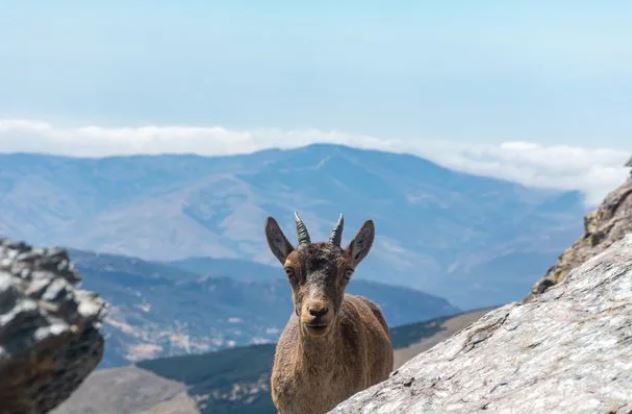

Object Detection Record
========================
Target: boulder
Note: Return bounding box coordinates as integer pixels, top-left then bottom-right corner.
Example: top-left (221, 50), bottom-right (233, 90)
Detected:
top-left (330, 236), bottom-right (632, 413)
top-left (0, 239), bottom-right (106, 413)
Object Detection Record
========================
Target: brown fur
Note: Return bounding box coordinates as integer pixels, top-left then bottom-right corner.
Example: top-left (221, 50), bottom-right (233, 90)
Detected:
top-left (265, 217), bottom-right (393, 414)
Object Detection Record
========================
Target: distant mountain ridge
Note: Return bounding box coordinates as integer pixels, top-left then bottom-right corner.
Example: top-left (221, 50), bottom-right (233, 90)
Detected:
top-left (0, 144), bottom-right (585, 307)
top-left (70, 249), bottom-right (458, 367)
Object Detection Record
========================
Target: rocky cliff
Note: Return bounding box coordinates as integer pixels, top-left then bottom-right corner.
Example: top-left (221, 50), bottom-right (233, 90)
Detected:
top-left (0, 239), bottom-right (105, 413)
top-left (530, 168), bottom-right (632, 296)
top-left (330, 235), bottom-right (632, 413)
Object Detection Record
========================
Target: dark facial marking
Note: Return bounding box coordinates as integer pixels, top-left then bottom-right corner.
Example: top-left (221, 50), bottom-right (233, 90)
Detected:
top-left (294, 243), bottom-right (347, 315)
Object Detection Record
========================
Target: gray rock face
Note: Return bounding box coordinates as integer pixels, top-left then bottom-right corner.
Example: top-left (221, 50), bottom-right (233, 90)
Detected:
top-left (330, 236), bottom-right (632, 414)
top-left (0, 239), bottom-right (106, 414)
top-left (530, 172), bottom-right (632, 296)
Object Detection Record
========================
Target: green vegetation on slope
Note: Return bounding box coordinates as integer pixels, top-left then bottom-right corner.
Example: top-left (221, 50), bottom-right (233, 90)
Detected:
top-left (138, 344), bottom-right (276, 414)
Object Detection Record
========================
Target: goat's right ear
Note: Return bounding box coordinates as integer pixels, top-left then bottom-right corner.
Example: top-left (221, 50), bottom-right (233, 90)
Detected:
top-left (265, 217), bottom-right (294, 264)
top-left (346, 220), bottom-right (375, 267)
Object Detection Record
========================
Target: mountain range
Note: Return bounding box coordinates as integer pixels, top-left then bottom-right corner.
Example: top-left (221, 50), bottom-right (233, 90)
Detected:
top-left (0, 144), bottom-right (585, 307)
top-left (70, 249), bottom-right (458, 367)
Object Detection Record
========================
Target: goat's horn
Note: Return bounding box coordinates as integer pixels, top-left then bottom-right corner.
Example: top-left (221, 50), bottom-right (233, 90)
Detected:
top-left (294, 212), bottom-right (311, 245)
top-left (329, 214), bottom-right (344, 246)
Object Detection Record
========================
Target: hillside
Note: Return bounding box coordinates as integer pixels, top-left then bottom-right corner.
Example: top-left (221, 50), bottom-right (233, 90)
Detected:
top-left (391, 307), bottom-right (492, 368)
top-left (53, 309), bottom-right (487, 414)
top-left (70, 249), bottom-right (458, 367)
top-left (0, 144), bottom-right (585, 308)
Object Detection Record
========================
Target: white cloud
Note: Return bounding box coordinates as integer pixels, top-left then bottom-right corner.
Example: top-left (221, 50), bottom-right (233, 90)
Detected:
top-left (415, 140), bottom-right (629, 205)
top-left (0, 118), bottom-right (628, 205)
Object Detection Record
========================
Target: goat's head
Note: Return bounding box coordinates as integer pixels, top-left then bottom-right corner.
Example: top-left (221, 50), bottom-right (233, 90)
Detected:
top-left (265, 213), bottom-right (374, 338)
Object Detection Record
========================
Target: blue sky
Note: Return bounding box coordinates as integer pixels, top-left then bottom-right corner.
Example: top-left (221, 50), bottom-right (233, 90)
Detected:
top-left (0, 2), bottom-right (630, 204)
top-left (1, 1), bottom-right (631, 147)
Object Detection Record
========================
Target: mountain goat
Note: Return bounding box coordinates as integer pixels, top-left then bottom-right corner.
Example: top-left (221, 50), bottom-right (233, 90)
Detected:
top-left (265, 213), bottom-right (393, 414)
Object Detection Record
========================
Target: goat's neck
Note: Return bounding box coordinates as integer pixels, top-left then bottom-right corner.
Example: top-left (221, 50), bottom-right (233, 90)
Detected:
top-left (296, 321), bottom-right (341, 370)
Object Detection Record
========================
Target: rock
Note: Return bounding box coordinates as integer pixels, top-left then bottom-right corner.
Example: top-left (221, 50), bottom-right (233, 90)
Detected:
top-left (530, 170), bottom-right (632, 296)
top-left (0, 239), bottom-right (106, 414)
top-left (330, 236), bottom-right (632, 413)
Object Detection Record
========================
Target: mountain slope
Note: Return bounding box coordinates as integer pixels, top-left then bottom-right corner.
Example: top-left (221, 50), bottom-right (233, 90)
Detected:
top-left (0, 145), bottom-right (585, 307)
top-left (392, 308), bottom-right (492, 368)
top-left (70, 250), bottom-right (458, 367)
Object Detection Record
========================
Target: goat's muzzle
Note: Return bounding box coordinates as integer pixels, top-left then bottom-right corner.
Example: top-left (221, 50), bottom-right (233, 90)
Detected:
top-left (301, 298), bottom-right (333, 338)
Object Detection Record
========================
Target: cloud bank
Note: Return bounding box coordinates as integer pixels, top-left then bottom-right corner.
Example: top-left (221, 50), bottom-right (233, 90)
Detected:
top-left (0, 119), bottom-right (628, 205)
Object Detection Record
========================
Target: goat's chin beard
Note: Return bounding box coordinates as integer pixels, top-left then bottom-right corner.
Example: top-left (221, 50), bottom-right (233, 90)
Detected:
top-left (301, 321), bottom-right (333, 339)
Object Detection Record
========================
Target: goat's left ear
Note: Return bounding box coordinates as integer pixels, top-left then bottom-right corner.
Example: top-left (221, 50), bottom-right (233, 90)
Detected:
top-left (346, 220), bottom-right (375, 267)
top-left (266, 217), bottom-right (294, 264)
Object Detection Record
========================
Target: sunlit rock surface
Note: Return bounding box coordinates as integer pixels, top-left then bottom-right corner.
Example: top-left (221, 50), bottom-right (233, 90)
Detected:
top-left (530, 166), bottom-right (632, 296)
top-left (0, 239), bottom-right (106, 413)
top-left (330, 236), bottom-right (632, 414)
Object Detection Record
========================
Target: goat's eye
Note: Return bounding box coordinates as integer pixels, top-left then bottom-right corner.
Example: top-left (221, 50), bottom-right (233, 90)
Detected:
top-left (343, 268), bottom-right (354, 281)
top-left (284, 267), bottom-right (297, 280)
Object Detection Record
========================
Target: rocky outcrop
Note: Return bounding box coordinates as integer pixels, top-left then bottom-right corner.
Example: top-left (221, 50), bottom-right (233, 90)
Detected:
top-left (0, 239), bottom-right (106, 414)
top-left (530, 167), bottom-right (632, 296)
top-left (330, 235), bottom-right (632, 413)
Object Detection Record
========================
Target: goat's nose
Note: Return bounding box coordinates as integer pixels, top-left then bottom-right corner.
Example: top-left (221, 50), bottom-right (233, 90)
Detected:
top-left (308, 306), bottom-right (329, 318)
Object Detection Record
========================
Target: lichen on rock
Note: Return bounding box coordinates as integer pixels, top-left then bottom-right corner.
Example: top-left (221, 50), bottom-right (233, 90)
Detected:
top-left (0, 239), bottom-right (106, 414)
top-left (330, 235), bottom-right (632, 413)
